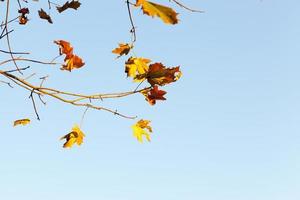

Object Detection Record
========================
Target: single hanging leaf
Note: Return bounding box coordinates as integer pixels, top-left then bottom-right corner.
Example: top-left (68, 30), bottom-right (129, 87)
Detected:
top-left (54, 40), bottom-right (85, 71)
top-left (132, 119), bottom-right (153, 143)
top-left (38, 9), bottom-right (53, 24)
top-left (62, 54), bottom-right (85, 71)
top-left (135, 0), bottom-right (179, 25)
top-left (112, 43), bottom-right (133, 58)
top-left (60, 124), bottom-right (85, 148)
top-left (125, 57), bottom-right (151, 81)
top-left (54, 40), bottom-right (73, 56)
top-left (57, 0), bottom-right (81, 13)
top-left (137, 62), bottom-right (182, 86)
top-left (13, 119), bottom-right (30, 127)
top-left (18, 8), bottom-right (29, 25)
top-left (141, 85), bottom-right (167, 105)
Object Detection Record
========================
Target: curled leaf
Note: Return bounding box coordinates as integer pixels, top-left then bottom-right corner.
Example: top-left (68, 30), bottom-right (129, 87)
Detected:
top-left (54, 40), bottom-right (85, 71)
top-left (38, 9), bottom-right (53, 24)
top-left (132, 119), bottom-right (153, 143)
top-left (18, 8), bottom-right (29, 25)
top-left (141, 85), bottom-right (167, 105)
top-left (60, 124), bottom-right (85, 148)
top-left (135, 0), bottom-right (179, 25)
top-left (54, 40), bottom-right (73, 56)
top-left (57, 0), bottom-right (81, 13)
top-left (62, 54), bottom-right (85, 71)
top-left (13, 119), bottom-right (30, 127)
top-left (112, 43), bottom-right (133, 58)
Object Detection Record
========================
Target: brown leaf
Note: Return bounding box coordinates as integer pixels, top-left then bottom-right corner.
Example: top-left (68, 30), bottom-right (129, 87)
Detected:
top-left (18, 8), bottom-right (29, 25)
top-left (38, 9), bottom-right (53, 24)
top-left (57, 0), bottom-right (81, 13)
top-left (136, 62), bottom-right (182, 86)
top-left (141, 86), bottom-right (166, 105)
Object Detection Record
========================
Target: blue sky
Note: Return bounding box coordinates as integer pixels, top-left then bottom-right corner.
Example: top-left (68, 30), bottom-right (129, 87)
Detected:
top-left (1, 0), bottom-right (300, 199)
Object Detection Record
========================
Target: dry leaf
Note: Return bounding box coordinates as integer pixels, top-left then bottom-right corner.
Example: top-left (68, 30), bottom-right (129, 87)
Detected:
top-left (57, 0), bottom-right (81, 13)
top-left (112, 43), bottom-right (133, 58)
top-left (60, 124), bottom-right (85, 148)
top-left (54, 40), bottom-right (73, 56)
top-left (38, 9), bottom-right (53, 24)
top-left (13, 119), bottom-right (30, 127)
top-left (135, 0), bottom-right (179, 24)
top-left (18, 8), bottom-right (29, 25)
top-left (136, 62), bottom-right (182, 86)
top-left (132, 119), bottom-right (153, 143)
top-left (141, 85), bottom-right (167, 105)
top-left (62, 54), bottom-right (85, 71)
top-left (54, 40), bottom-right (85, 71)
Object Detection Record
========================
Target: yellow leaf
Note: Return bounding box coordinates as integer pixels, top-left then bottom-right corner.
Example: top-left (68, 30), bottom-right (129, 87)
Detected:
top-left (132, 119), bottom-right (153, 143)
top-left (60, 124), bottom-right (86, 148)
top-left (13, 119), bottom-right (30, 127)
top-left (125, 57), bottom-right (151, 81)
top-left (112, 43), bottom-right (133, 58)
top-left (135, 0), bottom-right (179, 25)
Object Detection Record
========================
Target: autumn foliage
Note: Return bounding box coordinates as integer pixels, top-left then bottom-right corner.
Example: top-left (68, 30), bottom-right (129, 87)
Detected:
top-left (0, 0), bottom-right (200, 148)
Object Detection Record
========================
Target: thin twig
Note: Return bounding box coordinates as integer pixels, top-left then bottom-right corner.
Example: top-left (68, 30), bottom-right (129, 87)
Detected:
top-left (126, 0), bottom-right (137, 43)
top-left (0, 80), bottom-right (13, 88)
top-left (0, 49), bottom-right (29, 55)
top-left (29, 89), bottom-right (41, 120)
top-left (170, 0), bottom-right (204, 13)
top-left (4, 0), bottom-right (22, 74)
top-left (80, 106), bottom-right (89, 127)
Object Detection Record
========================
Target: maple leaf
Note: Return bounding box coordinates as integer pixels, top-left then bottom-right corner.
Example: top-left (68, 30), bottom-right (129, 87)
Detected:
top-left (135, 0), bottom-right (179, 25)
top-left (13, 119), bottom-right (30, 127)
top-left (60, 124), bottom-right (85, 148)
top-left (57, 0), bottom-right (81, 13)
top-left (62, 54), bottom-right (85, 71)
top-left (112, 43), bottom-right (133, 58)
top-left (54, 40), bottom-right (73, 56)
top-left (125, 57), bottom-right (151, 81)
top-left (132, 119), bottom-right (153, 143)
top-left (54, 40), bottom-right (85, 71)
top-left (38, 9), bottom-right (53, 24)
top-left (141, 85), bottom-right (167, 105)
top-left (136, 62), bottom-right (182, 86)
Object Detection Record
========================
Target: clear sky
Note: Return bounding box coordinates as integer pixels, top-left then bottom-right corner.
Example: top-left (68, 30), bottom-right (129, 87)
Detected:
top-left (1, 1), bottom-right (300, 200)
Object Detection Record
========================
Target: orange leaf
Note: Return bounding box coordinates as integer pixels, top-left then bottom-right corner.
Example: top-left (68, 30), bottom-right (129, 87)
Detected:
top-left (54, 40), bottom-right (85, 71)
top-left (54, 40), bottom-right (73, 56)
top-left (112, 43), bottom-right (133, 58)
top-left (62, 54), bottom-right (85, 71)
